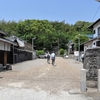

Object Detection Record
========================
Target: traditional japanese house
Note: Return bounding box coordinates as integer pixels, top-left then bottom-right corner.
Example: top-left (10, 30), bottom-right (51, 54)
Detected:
top-left (6, 35), bottom-right (32, 63)
top-left (0, 31), bottom-right (17, 65)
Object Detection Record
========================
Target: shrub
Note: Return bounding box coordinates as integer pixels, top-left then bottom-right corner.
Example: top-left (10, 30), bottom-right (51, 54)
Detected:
top-left (59, 48), bottom-right (64, 55)
top-left (36, 50), bottom-right (44, 56)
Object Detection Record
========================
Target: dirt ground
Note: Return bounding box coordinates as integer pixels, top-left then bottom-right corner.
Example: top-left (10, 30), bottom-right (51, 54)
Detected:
top-left (0, 57), bottom-right (100, 99)
top-left (0, 57), bottom-right (82, 91)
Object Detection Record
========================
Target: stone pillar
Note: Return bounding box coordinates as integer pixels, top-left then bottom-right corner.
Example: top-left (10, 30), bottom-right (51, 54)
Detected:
top-left (80, 69), bottom-right (86, 92)
top-left (98, 69), bottom-right (100, 93)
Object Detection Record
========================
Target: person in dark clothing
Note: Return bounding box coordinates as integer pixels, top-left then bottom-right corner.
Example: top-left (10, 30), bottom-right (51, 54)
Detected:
top-left (47, 52), bottom-right (50, 64)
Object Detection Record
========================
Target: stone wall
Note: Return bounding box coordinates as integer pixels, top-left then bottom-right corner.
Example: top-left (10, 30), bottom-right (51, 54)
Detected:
top-left (83, 48), bottom-right (100, 81)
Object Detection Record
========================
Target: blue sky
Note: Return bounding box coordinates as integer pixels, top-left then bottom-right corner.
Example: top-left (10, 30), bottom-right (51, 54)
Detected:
top-left (0, 0), bottom-right (100, 24)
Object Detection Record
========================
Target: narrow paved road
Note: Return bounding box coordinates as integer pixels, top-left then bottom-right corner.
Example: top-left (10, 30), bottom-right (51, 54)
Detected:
top-left (0, 57), bottom-right (100, 100)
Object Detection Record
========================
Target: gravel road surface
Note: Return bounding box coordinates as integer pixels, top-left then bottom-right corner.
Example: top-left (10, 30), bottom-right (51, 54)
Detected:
top-left (0, 57), bottom-right (100, 100)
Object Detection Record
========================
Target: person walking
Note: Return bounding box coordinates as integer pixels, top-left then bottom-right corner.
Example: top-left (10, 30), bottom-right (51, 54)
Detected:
top-left (50, 51), bottom-right (55, 66)
top-left (47, 52), bottom-right (50, 64)
top-left (81, 52), bottom-right (84, 64)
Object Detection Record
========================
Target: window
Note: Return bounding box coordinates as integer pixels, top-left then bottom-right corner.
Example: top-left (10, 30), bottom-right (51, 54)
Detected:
top-left (98, 27), bottom-right (100, 36)
top-left (96, 41), bottom-right (100, 46)
top-left (93, 30), bottom-right (95, 34)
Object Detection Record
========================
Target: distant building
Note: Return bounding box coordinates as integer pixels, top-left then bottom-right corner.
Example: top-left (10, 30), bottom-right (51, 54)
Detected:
top-left (67, 34), bottom-right (93, 54)
top-left (67, 40), bottom-right (74, 54)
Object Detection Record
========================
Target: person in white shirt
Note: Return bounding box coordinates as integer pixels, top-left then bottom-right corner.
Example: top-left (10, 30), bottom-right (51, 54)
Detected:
top-left (81, 53), bottom-right (84, 63)
top-left (50, 51), bottom-right (55, 65)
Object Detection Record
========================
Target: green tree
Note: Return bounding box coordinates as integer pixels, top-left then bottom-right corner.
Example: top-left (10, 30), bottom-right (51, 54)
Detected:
top-left (73, 34), bottom-right (89, 50)
top-left (0, 19), bottom-right (92, 51)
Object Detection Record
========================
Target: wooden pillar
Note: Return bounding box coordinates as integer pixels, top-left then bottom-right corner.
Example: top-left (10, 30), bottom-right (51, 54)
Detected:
top-left (4, 51), bottom-right (7, 66)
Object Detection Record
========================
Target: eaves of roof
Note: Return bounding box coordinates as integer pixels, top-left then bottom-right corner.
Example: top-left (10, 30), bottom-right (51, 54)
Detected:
top-left (0, 30), bottom-right (8, 36)
top-left (81, 37), bottom-right (99, 45)
top-left (88, 18), bottom-right (100, 29)
top-left (0, 38), bottom-right (18, 46)
top-left (14, 47), bottom-right (32, 53)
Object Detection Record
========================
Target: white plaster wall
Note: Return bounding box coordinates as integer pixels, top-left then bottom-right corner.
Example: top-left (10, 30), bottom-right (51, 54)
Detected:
top-left (84, 21), bottom-right (100, 52)
top-left (0, 41), bottom-right (4, 50)
top-left (0, 41), bottom-right (11, 51)
top-left (5, 43), bottom-right (7, 51)
top-left (92, 40), bottom-right (97, 48)
top-left (7, 44), bottom-right (10, 51)
top-left (84, 42), bottom-right (92, 52)
top-left (5, 43), bottom-right (10, 51)
top-left (84, 39), bottom-right (100, 52)
top-left (93, 21), bottom-right (100, 38)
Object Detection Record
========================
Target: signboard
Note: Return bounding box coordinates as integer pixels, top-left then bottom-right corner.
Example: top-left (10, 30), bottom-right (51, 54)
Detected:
top-left (74, 51), bottom-right (79, 56)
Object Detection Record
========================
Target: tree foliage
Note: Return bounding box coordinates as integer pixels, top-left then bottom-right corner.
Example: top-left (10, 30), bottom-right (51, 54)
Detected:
top-left (73, 34), bottom-right (89, 50)
top-left (0, 19), bottom-right (92, 50)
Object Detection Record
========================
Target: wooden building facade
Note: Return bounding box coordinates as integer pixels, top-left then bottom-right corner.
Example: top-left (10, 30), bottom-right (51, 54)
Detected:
top-left (0, 31), bottom-right (32, 66)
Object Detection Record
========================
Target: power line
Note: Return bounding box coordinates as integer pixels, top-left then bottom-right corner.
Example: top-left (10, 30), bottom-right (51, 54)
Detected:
top-left (92, 5), bottom-right (100, 22)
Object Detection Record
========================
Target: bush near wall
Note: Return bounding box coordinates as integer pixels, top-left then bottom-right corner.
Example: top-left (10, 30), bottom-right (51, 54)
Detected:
top-left (59, 48), bottom-right (64, 55)
top-left (36, 50), bottom-right (44, 56)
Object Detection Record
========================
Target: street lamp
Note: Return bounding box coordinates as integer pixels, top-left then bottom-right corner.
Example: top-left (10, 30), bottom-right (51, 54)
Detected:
top-left (32, 37), bottom-right (36, 59)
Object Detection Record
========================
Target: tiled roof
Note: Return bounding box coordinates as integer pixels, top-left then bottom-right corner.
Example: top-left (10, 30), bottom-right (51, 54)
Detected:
top-left (0, 38), bottom-right (18, 46)
top-left (6, 35), bottom-right (25, 47)
top-left (81, 36), bottom-right (99, 45)
top-left (0, 30), bottom-right (8, 36)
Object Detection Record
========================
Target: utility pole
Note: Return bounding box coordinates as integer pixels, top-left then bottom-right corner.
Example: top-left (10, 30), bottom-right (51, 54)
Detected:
top-left (78, 37), bottom-right (80, 62)
top-left (32, 37), bottom-right (36, 59)
top-left (76, 36), bottom-right (80, 62)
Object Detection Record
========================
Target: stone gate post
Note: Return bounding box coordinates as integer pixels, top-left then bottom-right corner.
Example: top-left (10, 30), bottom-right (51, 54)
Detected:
top-left (98, 69), bottom-right (100, 93)
top-left (80, 69), bottom-right (86, 92)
